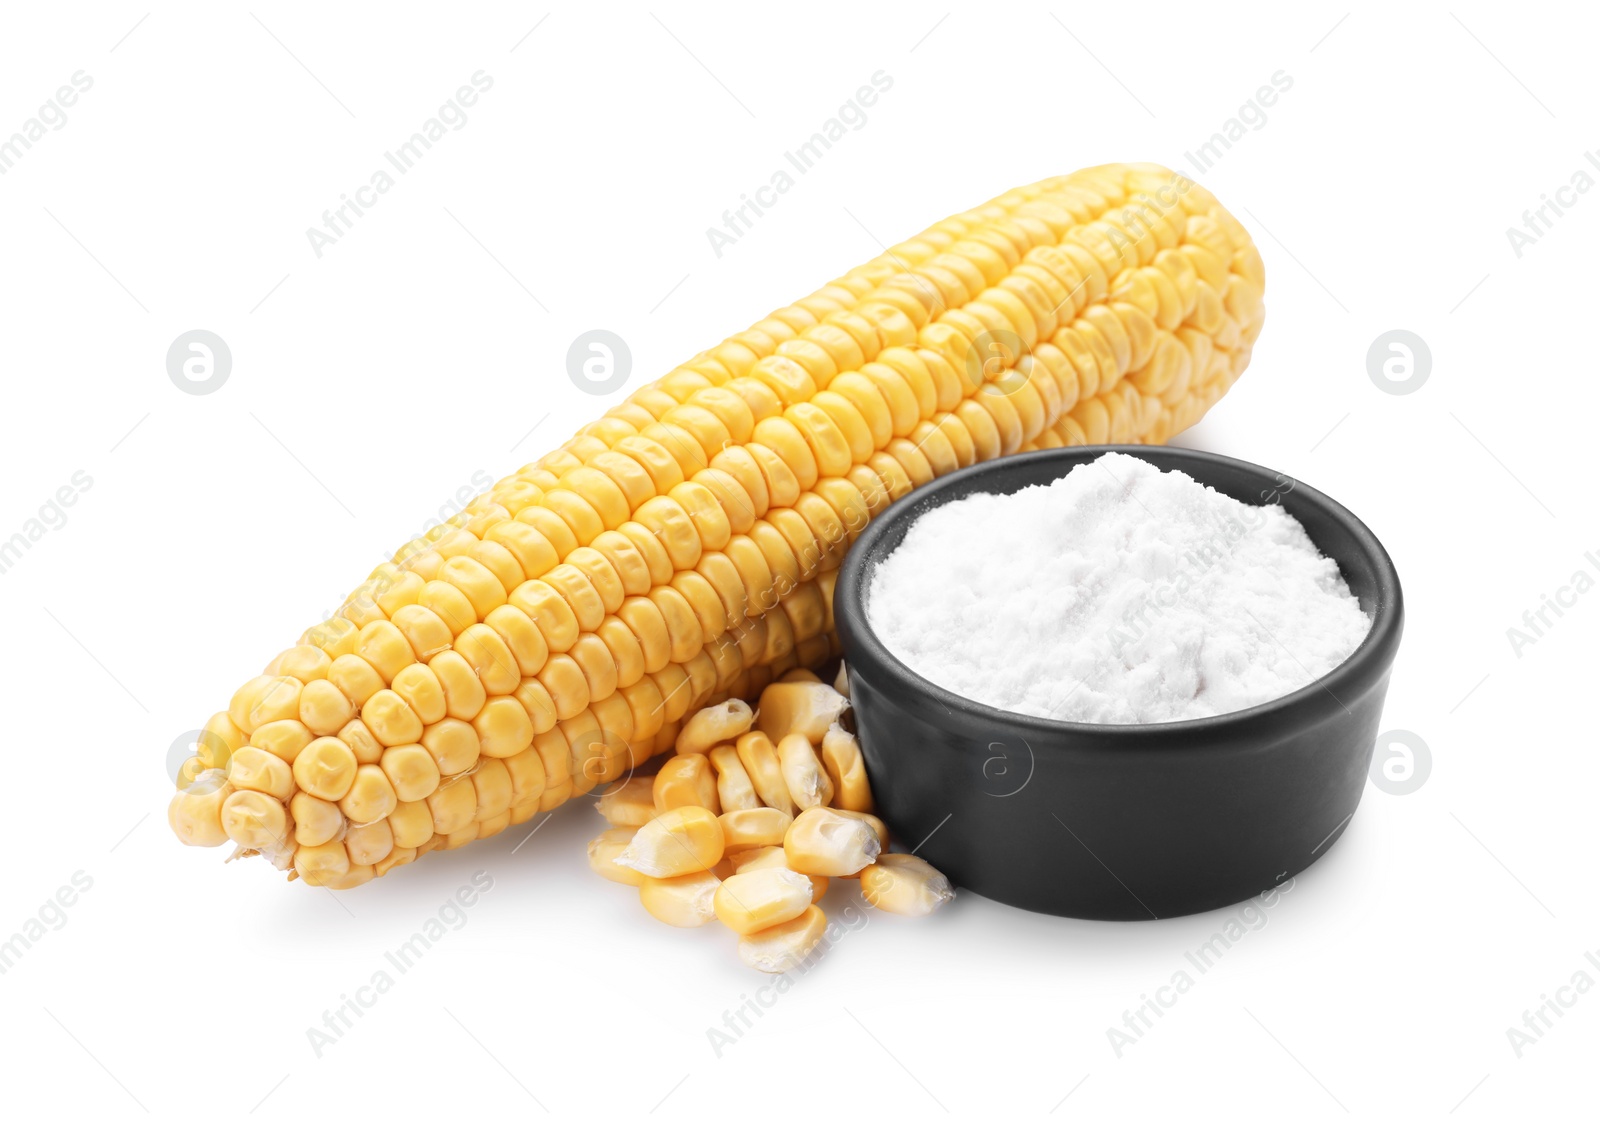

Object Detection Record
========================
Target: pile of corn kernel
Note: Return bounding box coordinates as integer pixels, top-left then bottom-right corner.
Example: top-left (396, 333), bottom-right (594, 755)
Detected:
top-left (586, 666), bottom-right (953, 972)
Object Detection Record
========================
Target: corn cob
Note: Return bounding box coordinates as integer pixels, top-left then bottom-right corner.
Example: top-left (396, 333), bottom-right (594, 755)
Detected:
top-left (168, 162), bottom-right (1265, 887)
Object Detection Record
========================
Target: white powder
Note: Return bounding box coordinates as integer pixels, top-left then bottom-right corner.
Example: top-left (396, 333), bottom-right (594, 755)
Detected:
top-left (865, 452), bottom-right (1371, 724)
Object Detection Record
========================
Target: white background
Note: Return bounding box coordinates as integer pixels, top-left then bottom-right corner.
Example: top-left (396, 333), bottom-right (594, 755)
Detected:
top-left (0, 2), bottom-right (1592, 1122)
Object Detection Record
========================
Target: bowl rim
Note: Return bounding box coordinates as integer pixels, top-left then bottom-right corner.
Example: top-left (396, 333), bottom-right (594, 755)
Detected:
top-left (834, 445), bottom-right (1405, 743)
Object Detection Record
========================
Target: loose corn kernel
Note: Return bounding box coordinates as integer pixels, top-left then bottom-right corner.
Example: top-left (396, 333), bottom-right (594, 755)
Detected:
top-left (860, 854), bottom-right (954, 917)
top-left (639, 871), bottom-right (721, 927)
top-left (652, 754), bottom-right (721, 813)
top-left (738, 905), bottom-right (828, 973)
top-left (784, 807), bottom-right (881, 877)
top-left (777, 732), bottom-right (834, 810)
top-left (719, 807), bottom-right (794, 849)
top-left (820, 723), bottom-right (873, 813)
top-left (734, 730), bottom-right (793, 814)
top-left (676, 698), bottom-right (754, 756)
top-left (755, 680), bottom-right (849, 743)
top-left (588, 827), bottom-right (646, 886)
top-left (735, 845), bottom-right (831, 902)
top-left (168, 771), bottom-right (232, 846)
top-left (714, 867), bottom-right (813, 934)
top-left (731, 844), bottom-right (782, 872)
top-left (616, 805), bottom-right (724, 878)
top-left (595, 775), bottom-right (658, 827)
top-left (778, 668), bottom-right (822, 684)
top-left (833, 662), bottom-right (849, 697)
top-left (831, 808), bottom-right (890, 853)
top-left (708, 744), bottom-right (760, 812)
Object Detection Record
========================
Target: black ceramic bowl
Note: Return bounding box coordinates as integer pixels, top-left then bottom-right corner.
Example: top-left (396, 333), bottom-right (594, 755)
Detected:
top-left (834, 446), bottom-right (1403, 920)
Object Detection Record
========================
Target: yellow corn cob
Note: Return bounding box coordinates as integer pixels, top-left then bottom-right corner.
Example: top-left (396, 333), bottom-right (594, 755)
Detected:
top-left (168, 163), bottom-right (1265, 887)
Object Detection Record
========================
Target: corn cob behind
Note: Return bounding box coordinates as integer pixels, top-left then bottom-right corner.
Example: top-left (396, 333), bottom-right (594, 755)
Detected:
top-left (169, 163), bottom-right (1267, 887)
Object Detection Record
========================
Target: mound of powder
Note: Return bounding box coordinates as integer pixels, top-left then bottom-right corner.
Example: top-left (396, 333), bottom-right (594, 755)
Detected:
top-left (865, 452), bottom-right (1371, 724)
